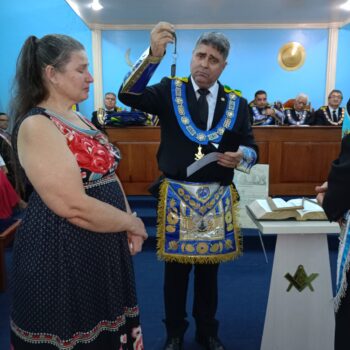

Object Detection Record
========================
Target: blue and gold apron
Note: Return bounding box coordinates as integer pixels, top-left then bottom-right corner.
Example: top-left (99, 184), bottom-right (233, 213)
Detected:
top-left (156, 178), bottom-right (242, 264)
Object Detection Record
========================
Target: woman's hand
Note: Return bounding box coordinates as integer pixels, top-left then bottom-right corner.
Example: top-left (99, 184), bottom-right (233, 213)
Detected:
top-left (126, 214), bottom-right (147, 255)
top-left (127, 233), bottom-right (145, 255)
top-left (127, 214), bottom-right (148, 240)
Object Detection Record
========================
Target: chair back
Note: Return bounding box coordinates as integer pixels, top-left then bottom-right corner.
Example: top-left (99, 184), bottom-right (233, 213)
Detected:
top-left (283, 98), bottom-right (311, 111)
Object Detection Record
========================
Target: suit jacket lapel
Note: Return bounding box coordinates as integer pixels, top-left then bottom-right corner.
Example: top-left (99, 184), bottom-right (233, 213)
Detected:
top-left (186, 78), bottom-right (201, 127)
top-left (212, 83), bottom-right (227, 129)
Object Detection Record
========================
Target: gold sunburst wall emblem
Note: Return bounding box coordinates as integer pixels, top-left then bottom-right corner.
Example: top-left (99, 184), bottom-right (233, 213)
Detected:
top-left (278, 42), bottom-right (306, 71)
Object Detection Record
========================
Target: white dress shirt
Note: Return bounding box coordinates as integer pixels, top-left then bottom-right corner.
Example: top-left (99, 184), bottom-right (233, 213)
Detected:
top-left (191, 76), bottom-right (219, 131)
top-left (329, 107), bottom-right (338, 120)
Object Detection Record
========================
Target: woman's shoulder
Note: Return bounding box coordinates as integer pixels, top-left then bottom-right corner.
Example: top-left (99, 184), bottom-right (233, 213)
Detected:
top-left (17, 107), bottom-right (51, 128)
top-left (18, 110), bottom-right (60, 139)
top-left (26, 107), bottom-right (48, 117)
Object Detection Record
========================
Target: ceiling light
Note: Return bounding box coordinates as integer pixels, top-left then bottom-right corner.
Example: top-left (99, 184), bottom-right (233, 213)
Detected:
top-left (340, 0), bottom-right (350, 11)
top-left (91, 0), bottom-right (103, 11)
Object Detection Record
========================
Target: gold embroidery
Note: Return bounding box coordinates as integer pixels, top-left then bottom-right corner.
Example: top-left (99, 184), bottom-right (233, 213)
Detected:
top-left (156, 179), bottom-right (242, 264)
top-left (321, 107), bottom-right (344, 126)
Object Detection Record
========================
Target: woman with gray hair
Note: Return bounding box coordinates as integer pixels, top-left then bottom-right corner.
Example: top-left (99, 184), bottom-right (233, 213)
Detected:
top-left (9, 34), bottom-right (147, 349)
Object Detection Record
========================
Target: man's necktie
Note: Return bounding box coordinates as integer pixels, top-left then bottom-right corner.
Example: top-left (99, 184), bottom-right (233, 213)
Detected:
top-left (197, 89), bottom-right (210, 129)
top-left (332, 110), bottom-right (337, 122)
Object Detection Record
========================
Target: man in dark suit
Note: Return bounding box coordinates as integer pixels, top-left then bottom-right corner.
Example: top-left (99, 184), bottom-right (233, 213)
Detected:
top-left (249, 90), bottom-right (284, 125)
top-left (314, 89), bottom-right (345, 126)
top-left (91, 92), bottom-right (122, 129)
top-left (119, 22), bottom-right (258, 350)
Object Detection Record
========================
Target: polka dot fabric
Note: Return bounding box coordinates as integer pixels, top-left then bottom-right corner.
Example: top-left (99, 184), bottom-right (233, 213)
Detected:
top-left (10, 109), bottom-right (143, 350)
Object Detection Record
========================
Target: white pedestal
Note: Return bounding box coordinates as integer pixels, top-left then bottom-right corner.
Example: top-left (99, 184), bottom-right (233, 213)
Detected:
top-left (251, 219), bottom-right (340, 350)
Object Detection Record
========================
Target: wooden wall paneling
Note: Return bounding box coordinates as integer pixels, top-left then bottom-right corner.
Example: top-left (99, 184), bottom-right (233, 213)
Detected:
top-left (267, 141), bottom-right (282, 188)
top-left (280, 142), bottom-right (340, 183)
top-left (107, 126), bottom-right (342, 196)
top-left (256, 141), bottom-right (268, 163)
top-left (115, 143), bottom-right (131, 182)
top-left (107, 127), bottom-right (161, 194)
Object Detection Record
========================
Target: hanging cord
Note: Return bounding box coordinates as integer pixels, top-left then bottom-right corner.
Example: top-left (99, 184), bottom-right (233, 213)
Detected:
top-left (171, 32), bottom-right (177, 77)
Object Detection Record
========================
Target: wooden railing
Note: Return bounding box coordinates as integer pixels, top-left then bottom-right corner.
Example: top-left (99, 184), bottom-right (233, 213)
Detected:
top-left (106, 126), bottom-right (342, 196)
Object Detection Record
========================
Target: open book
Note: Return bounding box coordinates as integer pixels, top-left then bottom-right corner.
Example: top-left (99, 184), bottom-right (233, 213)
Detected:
top-left (266, 197), bottom-right (304, 211)
top-left (247, 198), bottom-right (328, 221)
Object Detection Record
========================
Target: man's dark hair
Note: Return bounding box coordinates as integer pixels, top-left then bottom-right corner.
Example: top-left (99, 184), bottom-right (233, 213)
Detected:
top-left (195, 32), bottom-right (230, 60)
top-left (255, 90), bottom-right (267, 98)
top-left (328, 89), bottom-right (343, 99)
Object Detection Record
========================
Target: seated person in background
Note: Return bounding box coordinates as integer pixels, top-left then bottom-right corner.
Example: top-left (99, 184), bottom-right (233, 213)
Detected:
top-left (249, 90), bottom-right (284, 125)
top-left (284, 93), bottom-right (314, 126)
top-left (0, 113), bottom-right (12, 152)
top-left (0, 112), bottom-right (31, 201)
top-left (314, 89), bottom-right (345, 126)
top-left (0, 113), bottom-right (16, 187)
top-left (91, 92), bottom-right (123, 129)
top-left (0, 112), bottom-right (10, 138)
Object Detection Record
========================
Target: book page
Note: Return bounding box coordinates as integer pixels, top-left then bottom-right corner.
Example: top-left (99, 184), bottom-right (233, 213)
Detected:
top-left (296, 199), bottom-right (327, 220)
top-left (246, 200), bottom-right (270, 220)
top-left (256, 199), bottom-right (273, 213)
top-left (247, 199), bottom-right (297, 220)
top-left (234, 164), bottom-right (269, 228)
top-left (287, 198), bottom-right (304, 207)
top-left (268, 197), bottom-right (304, 211)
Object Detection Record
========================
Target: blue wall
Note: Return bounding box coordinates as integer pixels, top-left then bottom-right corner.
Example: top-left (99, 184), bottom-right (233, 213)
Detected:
top-left (102, 28), bottom-right (328, 109)
top-left (0, 3), bottom-right (348, 118)
top-left (0, 0), bottom-right (93, 117)
top-left (336, 23), bottom-right (350, 104)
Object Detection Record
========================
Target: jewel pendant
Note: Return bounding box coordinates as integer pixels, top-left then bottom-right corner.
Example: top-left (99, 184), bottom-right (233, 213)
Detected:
top-left (195, 145), bottom-right (204, 161)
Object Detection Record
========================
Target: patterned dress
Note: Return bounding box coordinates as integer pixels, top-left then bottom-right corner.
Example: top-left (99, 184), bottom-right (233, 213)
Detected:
top-left (10, 108), bottom-right (144, 350)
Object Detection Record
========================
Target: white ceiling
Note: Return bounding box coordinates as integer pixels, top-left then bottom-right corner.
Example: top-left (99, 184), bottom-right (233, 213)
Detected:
top-left (67, 0), bottom-right (350, 29)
